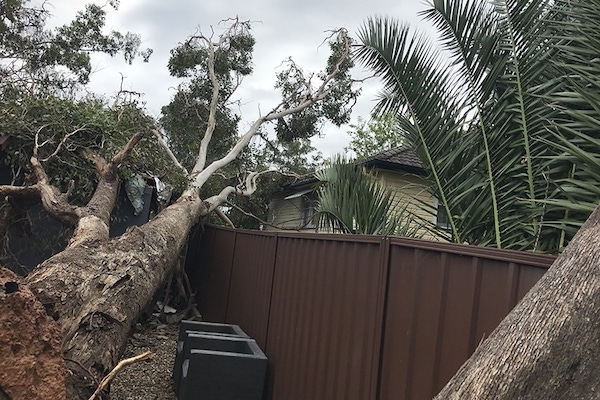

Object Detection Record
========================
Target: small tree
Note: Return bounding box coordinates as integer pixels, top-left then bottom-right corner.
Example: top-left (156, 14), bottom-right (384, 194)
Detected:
top-left (345, 113), bottom-right (404, 159)
top-left (315, 156), bottom-right (420, 236)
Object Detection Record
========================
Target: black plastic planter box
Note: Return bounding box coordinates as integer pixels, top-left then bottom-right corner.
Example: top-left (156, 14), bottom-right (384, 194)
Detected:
top-left (177, 334), bottom-right (267, 400)
top-left (173, 321), bottom-right (249, 393)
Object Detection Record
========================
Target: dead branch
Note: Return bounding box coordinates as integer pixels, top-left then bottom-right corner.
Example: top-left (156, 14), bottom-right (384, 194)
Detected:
top-left (0, 184), bottom-right (42, 199)
top-left (112, 73), bottom-right (143, 109)
top-left (29, 155), bottom-right (81, 226)
top-left (214, 207), bottom-right (235, 228)
top-left (152, 128), bottom-right (188, 174)
top-left (87, 351), bottom-right (153, 400)
top-left (225, 200), bottom-right (316, 231)
top-left (82, 149), bottom-right (106, 173)
top-left (35, 125), bottom-right (88, 162)
top-left (225, 201), bottom-right (271, 227)
top-left (29, 153), bottom-right (50, 185)
top-left (32, 123), bottom-right (51, 157)
top-left (107, 132), bottom-right (144, 173)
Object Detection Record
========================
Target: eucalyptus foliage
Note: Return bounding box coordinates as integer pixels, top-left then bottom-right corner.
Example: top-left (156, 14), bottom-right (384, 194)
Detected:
top-left (356, 0), bottom-right (600, 253)
top-left (274, 31), bottom-right (359, 142)
top-left (345, 113), bottom-right (405, 159)
top-left (0, 91), bottom-right (178, 205)
top-left (0, 0), bottom-right (151, 95)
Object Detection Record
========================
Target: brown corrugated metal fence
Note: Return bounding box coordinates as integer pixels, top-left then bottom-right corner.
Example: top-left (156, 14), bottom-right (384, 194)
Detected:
top-left (186, 225), bottom-right (556, 400)
top-left (266, 234), bottom-right (387, 399)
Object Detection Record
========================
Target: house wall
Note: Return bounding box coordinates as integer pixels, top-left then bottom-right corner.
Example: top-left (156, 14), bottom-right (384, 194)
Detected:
top-left (266, 195), bottom-right (316, 232)
top-left (266, 169), bottom-right (442, 239)
top-left (376, 170), bottom-right (441, 240)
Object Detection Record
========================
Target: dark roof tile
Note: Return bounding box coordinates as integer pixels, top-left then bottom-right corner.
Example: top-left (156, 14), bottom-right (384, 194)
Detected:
top-left (360, 145), bottom-right (426, 171)
top-left (282, 145), bottom-right (426, 189)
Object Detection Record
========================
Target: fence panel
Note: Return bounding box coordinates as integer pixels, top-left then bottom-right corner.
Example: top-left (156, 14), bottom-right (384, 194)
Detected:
top-left (226, 230), bottom-right (278, 350)
top-left (188, 226), bottom-right (555, 400)
top-left (265, 234), bottom-right (388, 400)
top-left (378, 238), bottom-right (553, 400)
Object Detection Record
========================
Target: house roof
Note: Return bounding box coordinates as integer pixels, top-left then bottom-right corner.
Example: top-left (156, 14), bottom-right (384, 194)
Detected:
top-left (283, 145), bottom-right (427, 190)
top-left (360, 145), bottom-right (426, 173)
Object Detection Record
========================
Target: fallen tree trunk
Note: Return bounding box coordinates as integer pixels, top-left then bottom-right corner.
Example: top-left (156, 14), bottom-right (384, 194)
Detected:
top-left (0, 133), bottom-right (204, 399)
top-left (434, 204), bottom-right (600, 399)
top-left (24, 194), bottom-right (204, 399)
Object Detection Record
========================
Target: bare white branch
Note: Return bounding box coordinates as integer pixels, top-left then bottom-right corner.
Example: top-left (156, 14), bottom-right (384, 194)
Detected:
top-left (190, 17), bottom-right (251, 174)
top-left (34, 124), bottom-right (88, 162)
top-left (152, 128), bottom-right (188, 175)
top-left (201, 169), bottom-right (277, 213)
top-left (191, 116), bottom-right (261, 188)
top-left (192, 34), bottom-right (219, 173)
top-left (202, 186), bottom-right (237, 214)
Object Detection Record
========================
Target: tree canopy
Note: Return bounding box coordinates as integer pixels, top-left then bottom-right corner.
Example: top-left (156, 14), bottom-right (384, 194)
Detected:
top-left (356, 0), bottom-right (600, 253)
top-left (345, 113), bottom-right (404, 159)
top-left (0, 1), bottom-right (360, 242)
top-left (0, 0), bottom-right (151, 95)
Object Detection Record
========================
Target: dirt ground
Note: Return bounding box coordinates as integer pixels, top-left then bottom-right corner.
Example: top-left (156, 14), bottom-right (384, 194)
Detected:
top-left (109, 318), bottom-right (179, 400)
top-left (0, 268), bottom-right (67, 400)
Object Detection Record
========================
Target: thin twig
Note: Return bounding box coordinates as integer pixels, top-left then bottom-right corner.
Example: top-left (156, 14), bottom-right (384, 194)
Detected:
top-left (225, 200), bottom-right (315, 231)
top-left (87, 351), bottom-right (154, 400)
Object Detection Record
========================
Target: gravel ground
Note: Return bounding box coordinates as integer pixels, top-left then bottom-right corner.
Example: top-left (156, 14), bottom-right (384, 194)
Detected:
top-left (109, 318), bottom-right (179, 400)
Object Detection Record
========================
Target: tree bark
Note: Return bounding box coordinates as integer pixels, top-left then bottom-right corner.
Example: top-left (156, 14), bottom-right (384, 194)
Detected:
top-left (24, 193), bottom-right (205, 399)
top-left (434, 204), bottom-right (600, 399)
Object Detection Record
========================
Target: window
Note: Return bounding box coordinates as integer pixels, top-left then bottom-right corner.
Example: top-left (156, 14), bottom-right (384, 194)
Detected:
top-left (435, 199), bottom-right (450, 229)
top-left (301, 195), bottom-right (318, 229)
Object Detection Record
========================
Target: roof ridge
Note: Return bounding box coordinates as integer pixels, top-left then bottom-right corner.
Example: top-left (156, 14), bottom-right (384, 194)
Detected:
top-left (282, 145), bottom-right (426, 189)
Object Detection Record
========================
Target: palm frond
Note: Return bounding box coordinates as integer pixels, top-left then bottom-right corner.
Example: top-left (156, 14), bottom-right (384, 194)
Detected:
top-left (355, 0), bottom-right (600, 253)
top-left (315, 156), bottom-right (422, 236)
top-left (355, 16), bottom-right (465, 242)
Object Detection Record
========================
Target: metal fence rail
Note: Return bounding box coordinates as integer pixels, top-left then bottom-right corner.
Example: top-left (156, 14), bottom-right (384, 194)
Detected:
top-left (187, 225), bottom-right (556, 400)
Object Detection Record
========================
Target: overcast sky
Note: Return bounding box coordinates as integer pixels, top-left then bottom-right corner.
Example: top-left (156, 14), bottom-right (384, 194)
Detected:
top-left (44, 0), bottom-right (435, 156)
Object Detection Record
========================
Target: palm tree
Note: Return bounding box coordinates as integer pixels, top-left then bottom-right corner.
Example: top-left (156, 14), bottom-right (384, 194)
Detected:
top-left (355, 0), bottom-right (600, 253)
top-left (538, 0), bottom-right (600, 242)
top-left (315, 156), bottom-right (422, 237)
